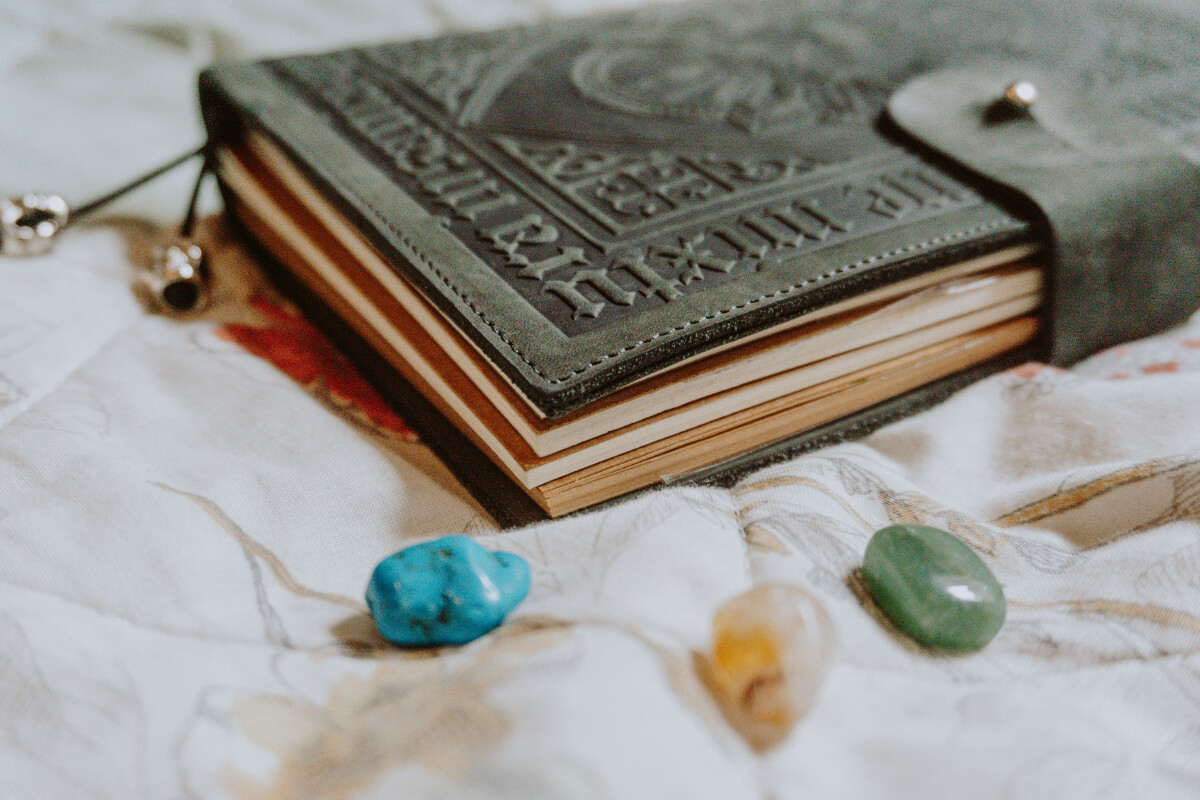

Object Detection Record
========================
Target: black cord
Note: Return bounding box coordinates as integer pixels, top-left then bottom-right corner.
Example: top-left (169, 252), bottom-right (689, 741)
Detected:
top-left (179, 148), bottom-right (212, 238)
top-left (69, 145), bottom-right (206, 222)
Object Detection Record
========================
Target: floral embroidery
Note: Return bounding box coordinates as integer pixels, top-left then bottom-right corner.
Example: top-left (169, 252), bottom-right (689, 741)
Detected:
top-left (217, 296), bottom-right (418, 441)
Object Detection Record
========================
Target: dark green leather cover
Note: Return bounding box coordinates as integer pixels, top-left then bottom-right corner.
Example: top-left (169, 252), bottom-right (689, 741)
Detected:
top-left (200, 0), bottom-right (1200, 523)
top-left (200, 0), bottom-right (1200, 414)
top-left (200, 0), bottom-right (1053, 417)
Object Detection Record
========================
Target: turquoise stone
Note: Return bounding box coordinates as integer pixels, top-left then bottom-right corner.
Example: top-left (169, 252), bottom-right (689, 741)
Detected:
top-left (366, 535), bottom-right (530, 647)
top-left (862, 524), bottom-right (1005, 653)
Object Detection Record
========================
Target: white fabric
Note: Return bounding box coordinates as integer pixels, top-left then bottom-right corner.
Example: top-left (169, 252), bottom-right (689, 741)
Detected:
top-left (3, 2), bottom-right (1200, 798)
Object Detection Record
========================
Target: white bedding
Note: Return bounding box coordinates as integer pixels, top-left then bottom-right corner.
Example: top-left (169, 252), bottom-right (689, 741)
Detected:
top-left (3, 2), bottom-right (1200, 798)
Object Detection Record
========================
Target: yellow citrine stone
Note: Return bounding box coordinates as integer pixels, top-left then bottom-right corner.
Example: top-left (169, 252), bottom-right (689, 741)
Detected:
top-left (704, 583), bottom-right (836, 749)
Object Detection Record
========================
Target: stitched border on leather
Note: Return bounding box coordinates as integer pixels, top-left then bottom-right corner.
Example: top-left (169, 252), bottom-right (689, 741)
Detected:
top-left (332, 169), bottom-right (1020, 384)
top-left (257, 65), bottom-right (1024, 386)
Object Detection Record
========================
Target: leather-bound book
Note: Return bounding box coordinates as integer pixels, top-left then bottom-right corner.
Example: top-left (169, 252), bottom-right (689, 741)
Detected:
top-left (199, 0), bottom-right (1200, 525)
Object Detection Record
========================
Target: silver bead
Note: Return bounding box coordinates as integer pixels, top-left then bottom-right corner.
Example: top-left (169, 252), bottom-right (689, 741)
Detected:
top-left (137, 240), bottom-right (209, 313)
top-left (1003, 80), bottom-right (1038, 111)
top-left (0, 194), bottom-right (70, 257)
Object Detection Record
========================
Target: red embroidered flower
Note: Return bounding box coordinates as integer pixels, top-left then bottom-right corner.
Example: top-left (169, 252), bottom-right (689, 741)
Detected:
top-left (217, 296), bottom-right (418, 441)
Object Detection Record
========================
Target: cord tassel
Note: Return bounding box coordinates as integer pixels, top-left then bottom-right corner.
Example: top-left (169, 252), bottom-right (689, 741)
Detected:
top-left (137, 149), bottom-right (213, 313)
top-left (0, 145), bottom-right (205, 258)
top-left (2, 145), bottom-right (214, 313)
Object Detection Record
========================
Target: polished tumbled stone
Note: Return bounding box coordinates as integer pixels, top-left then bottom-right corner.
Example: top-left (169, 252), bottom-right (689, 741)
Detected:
top-left (366, 535), bottom-right (530, 647)
top-left (862, 524), bottom-right (1005, 653)
top-left (706, 583), bottom-right (836, 750)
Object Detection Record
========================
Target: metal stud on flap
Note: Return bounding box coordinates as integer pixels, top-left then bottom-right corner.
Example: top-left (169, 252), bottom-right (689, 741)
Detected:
top-left (0, 194), bottom-right (70, 257)
top-left (1003, 80), bottom-right (1038, 110)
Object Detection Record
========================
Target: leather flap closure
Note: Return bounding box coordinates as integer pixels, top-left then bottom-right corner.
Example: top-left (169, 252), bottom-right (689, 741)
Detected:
top-left (888, 65), bottom-right (1200, 365)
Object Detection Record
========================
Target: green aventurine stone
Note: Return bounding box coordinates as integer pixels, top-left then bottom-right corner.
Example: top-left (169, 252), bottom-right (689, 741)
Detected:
top-left (862, 524), bottom-right (1005, 653)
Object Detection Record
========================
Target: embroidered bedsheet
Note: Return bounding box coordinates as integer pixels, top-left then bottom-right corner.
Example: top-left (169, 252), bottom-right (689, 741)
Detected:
top-left (3, 2), bottom-right (1199, 797)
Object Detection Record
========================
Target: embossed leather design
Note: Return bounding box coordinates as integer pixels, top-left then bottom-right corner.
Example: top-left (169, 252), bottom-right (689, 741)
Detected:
top-left (200, 0), bottom-right (1200, 414)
